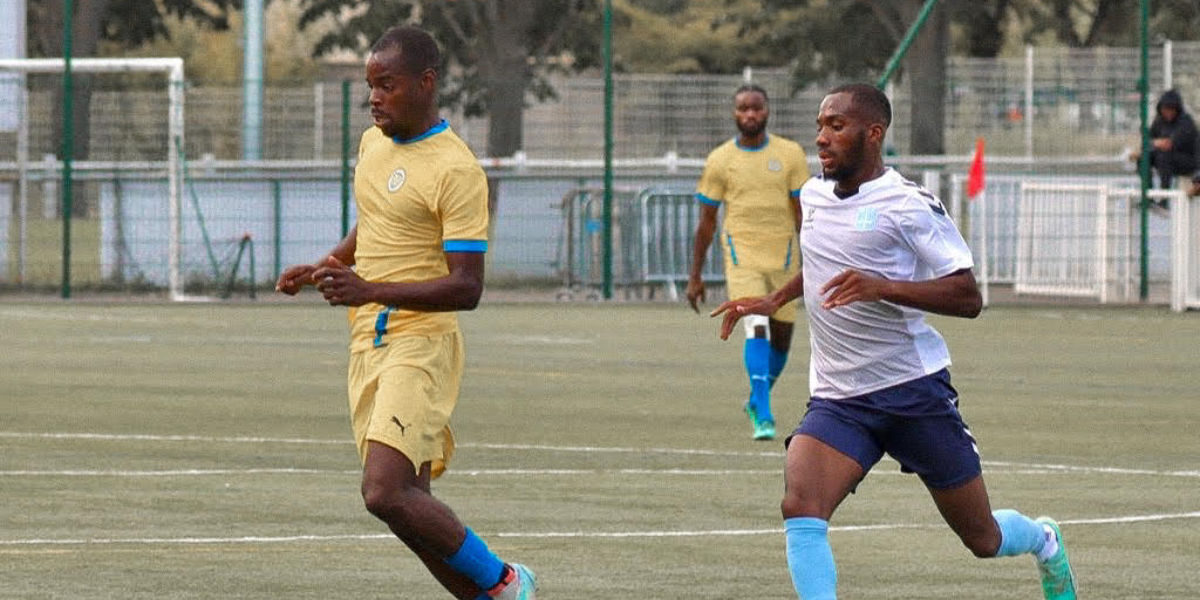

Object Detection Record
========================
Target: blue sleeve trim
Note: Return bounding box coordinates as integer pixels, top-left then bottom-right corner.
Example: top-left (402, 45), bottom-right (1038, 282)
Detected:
top-left (696, 193), bottom-right (721, 206)
top-left (443, 239), bottom-right (488, 253)
top-left (790, 189), bottom-right (802, 199)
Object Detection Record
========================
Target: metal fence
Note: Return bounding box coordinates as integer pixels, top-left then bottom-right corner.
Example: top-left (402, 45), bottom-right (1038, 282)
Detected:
top-left (4, 43), bottom-right (1200, 302)
top-left (4, 43), bottom-right (1200, 163)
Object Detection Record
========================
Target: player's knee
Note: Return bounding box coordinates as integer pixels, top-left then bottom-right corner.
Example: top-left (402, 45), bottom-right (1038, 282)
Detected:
top-left (361, 479), bottom-right (417, 527)
top-left (780, 492), bottom-right (828, 520)
top-left (958, 527), bottom-right (1002, 558)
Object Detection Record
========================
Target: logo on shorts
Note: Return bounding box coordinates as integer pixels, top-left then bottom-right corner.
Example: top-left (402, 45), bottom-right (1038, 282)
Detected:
top-left (387, 169), bottom-right (407, 193)
top-left (390, 416), bottom-right (411, 436)
top-left (767, 159), bottom-right (782, 172)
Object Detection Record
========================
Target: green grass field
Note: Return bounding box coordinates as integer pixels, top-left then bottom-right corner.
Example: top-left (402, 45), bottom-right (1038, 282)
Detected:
top-left (1, 300), bottom-right (1198, 599)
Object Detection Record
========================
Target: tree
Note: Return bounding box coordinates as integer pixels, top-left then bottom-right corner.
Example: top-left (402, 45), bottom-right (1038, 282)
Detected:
top-left (613, 0), bottom-right (795, 73)
top-left (299, 0), bottom-right (599, 159)
top-left (730, 0), bottom-right (962, 154)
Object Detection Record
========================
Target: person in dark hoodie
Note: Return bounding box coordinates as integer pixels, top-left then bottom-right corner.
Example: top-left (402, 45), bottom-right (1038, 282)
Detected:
top-left (1146, 89), bottom-right (1198, 190)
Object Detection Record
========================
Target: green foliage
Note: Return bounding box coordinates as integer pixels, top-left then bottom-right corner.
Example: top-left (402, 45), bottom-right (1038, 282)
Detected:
top-left (616, 0), bottom-right (796, 73)
top-left (297, 0), bottom-right (416, 58)
top-left (1152, 0), bottom-right (1200, 42)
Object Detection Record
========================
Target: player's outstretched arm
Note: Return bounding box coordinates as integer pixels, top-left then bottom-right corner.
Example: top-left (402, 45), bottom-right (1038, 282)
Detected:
top-left (275, 226), bottom-right (358, 295)
top-left (710, 271), bottom-right (804, 340)
top-left (821, 268), bottom-right (981, 318)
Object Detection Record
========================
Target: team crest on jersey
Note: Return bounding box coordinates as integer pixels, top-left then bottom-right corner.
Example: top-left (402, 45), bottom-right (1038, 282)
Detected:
top-left (854, 207), bottom-right (879, 231)
top-left (387, 169), bottom-right (407, 193)
top-left (767, 159), bottom-right (782, 172)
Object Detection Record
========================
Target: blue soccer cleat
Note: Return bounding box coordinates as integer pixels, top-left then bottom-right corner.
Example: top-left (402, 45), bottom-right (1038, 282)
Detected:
top-left (491, 563), bottom-right (537, 600)
top-left (1035, 517), bottom-right (1077, 600)
top-left (744, 401), bottom-right (775, 441)
top-left (753, 419), bottom-right (776, 441)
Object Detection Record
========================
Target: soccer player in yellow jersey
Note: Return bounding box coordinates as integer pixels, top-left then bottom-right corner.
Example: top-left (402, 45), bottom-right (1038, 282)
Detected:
top-left (275, 26), bottom-right (536, 600)
top-left (688, 83), bottom-right (811, 441)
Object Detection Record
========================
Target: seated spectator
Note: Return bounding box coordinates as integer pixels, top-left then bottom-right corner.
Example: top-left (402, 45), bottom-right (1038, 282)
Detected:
top-left (1147, 89), bottom-right (1198, 190)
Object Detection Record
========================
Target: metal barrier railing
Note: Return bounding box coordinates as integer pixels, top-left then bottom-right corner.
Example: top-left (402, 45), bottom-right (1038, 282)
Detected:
top-left (555, 187), bottom-right (722, 300)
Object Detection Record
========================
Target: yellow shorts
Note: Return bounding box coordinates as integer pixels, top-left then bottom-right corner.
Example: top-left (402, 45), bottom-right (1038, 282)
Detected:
top-left (346, 331), bottom-right (463, 479)
top-left (724, 262), bottom-right (799, 324)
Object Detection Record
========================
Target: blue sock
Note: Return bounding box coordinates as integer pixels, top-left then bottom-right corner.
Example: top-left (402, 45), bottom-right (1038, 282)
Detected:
top-left (785, 517), bottom-right (837, 600)
top-left (993, 509), bottom-right (1047, 557)
top-left (444, 528), bottom-right (506, 592)
top-left (768, 345), bottom-right (788, 389)
top-left (744, 337), bottom-right (772, 422)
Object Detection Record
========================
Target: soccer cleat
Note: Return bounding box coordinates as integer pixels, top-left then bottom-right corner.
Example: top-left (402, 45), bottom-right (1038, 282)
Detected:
top-left (744, 401), bottom-right (776, 441)
top-left (490, 563), bottom-right (537, 600)
top-left (753, 419), bottom-right (776, 441)
top-left (1035, 517), bottom-right (1077, 600)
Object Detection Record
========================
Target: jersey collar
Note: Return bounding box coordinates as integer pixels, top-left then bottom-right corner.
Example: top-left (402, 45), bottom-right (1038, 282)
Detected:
top-left (735, 133), bottom-right (769, 151)
top-left (393, 119), bottom-right (448, 145)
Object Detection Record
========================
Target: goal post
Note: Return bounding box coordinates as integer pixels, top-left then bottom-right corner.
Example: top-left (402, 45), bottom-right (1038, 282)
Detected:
top-left (1172, 191), bottom-right (1200, 312)
top-left (0, 57), bottom-right (186, 298)
top-left (1015, 183), bottom-right (1115, 301)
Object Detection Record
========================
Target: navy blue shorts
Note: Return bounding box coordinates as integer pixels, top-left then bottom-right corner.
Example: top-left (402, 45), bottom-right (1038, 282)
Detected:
top-left (787, 369), bottom-right (981, 490)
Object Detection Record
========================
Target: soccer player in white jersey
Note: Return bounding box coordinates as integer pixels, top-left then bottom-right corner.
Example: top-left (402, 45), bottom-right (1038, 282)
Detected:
top-left (276, 26), bottom-right (535, 600)
top-left (711, 83), bottom-right (1077, 600)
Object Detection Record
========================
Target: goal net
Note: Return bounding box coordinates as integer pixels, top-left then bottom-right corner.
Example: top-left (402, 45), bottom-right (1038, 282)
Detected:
top-left (0, 57), bottom-right (192, 298)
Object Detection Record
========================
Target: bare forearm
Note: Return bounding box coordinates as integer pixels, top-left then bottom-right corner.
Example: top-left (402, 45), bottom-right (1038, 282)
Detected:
top-left (690, 230), bottom-right (714, 279)
top-left (325, 227), bottom-right (357, 267)
top-left (881, 270), bottom-right (981, 318)
top-left (691, 206), bottom-right (719, 279)
top-left (361, 253), bottom-right (485, 312)
top-left (767, 272), bottom-right (804, 307)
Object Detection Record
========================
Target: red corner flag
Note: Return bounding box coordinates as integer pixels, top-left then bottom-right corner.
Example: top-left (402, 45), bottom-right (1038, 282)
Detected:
top-left (966, 137), bottom-right (986, 199)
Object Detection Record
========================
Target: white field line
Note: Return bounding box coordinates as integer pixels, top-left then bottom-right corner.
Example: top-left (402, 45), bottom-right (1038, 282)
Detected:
top-left (0, 467), bottom-right (1159, 478)
top-left (2, 511), bottom-right (1198, 546)
top-left (0, 468), bottom-right (360, 477)
top-left (2, 431), bottom-right (1199, 478)
top-left (0, 468), bottom-right (783, 477)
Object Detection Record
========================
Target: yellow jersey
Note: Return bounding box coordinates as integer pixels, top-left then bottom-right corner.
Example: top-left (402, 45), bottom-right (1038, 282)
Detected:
top-left (348, 120), bottom-right (489, 351)
top-left (695, 133), bottom-right (809, 271)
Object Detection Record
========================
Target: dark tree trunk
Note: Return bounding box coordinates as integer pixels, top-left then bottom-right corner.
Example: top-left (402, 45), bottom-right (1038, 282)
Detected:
top-left (900, 0), bottom-right (948, 155)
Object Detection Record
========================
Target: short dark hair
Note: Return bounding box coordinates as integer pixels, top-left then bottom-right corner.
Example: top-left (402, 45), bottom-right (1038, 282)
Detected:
top-left (828, 83), bottom-right (891, 129)
top-left (371, 26), bottom-right (441, 77)
top-left (734, 83), bottom-right (769, 104)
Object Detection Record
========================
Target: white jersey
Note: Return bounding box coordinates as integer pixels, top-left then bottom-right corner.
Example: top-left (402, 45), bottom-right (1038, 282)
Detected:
top-left (798, 168), bottom-right (974, 399)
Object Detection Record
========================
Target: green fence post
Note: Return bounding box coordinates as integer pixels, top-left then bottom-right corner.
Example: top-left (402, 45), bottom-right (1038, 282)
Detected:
top-left (602, 0), bottom-right (614, 299)
top-left (60, 0), bottom-right (75, 299)
top-left (1138, 0), bottom-right (1150, 301)
top-left (341, 79), bottom-right (351, 237)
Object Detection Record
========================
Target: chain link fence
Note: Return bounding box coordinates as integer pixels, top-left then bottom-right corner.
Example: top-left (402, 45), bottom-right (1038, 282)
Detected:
top-left (3, 43), bottom-right (1200, 299)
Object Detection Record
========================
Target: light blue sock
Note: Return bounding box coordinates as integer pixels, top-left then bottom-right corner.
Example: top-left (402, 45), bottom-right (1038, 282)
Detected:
top-left (744, 337), bottom-right (772, 422)
top-left (785, 517), bottom-right (837, 600)
top-left (993, 509), bottom-right (1047, 557)
top-left (768, 345), bottom-right (789, 389)
top-left (444, 527), bottom-right (506, 592)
